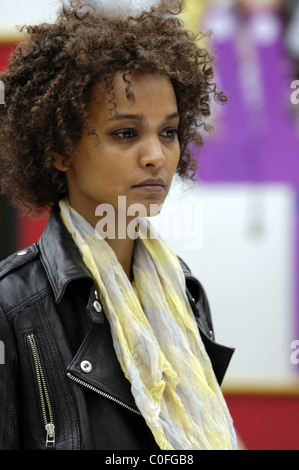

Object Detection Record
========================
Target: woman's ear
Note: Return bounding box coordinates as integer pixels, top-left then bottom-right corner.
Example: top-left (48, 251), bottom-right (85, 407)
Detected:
top-left (52, 152), bottom-right (72, 172)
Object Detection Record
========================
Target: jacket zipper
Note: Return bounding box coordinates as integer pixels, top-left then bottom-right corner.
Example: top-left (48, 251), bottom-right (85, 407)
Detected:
top-left (67, 372), bottom-right (142, 416)
top-left (27, 334), bottom-right (56, 448)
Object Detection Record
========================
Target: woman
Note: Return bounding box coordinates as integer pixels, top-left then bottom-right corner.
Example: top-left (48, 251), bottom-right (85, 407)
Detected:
top-left (0, 0), bottom-right (237, 450)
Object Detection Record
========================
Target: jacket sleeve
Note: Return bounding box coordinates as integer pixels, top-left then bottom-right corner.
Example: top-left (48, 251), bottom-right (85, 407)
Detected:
top-left (0, 305), bottom-right (22, 449)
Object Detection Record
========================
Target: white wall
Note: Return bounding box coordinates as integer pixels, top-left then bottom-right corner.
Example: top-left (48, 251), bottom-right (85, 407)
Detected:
top-left (152, 179), bottom-right (297, 387)
top-left (0, 0), bottom-right (61, 31)
top-left (0, 0), bottom-right (160, 33)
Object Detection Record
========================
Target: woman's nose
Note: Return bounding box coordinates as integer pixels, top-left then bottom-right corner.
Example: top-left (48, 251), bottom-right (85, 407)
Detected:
top-left (138, 136), bottom-right (166, 168)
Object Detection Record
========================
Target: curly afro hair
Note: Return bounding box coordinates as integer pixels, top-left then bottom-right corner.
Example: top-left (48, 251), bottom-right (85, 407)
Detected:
top-left (0, 0), bottom-right (226, 214)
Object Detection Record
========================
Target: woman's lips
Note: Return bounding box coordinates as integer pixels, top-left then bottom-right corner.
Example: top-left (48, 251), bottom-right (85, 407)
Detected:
top-left (132, 178), bottom-right (166, 192)
top-left (132, 184), bottom-right (165, 192)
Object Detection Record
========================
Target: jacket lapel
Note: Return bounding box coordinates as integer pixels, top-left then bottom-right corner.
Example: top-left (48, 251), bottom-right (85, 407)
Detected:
top-left (67, 320), bottom-right (139, 412)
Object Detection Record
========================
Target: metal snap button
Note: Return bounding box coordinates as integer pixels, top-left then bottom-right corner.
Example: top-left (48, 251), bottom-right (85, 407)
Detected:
top-left (80, 360), bottom-right (92, 373)
top-left (93, 300), bottom-right (102, 313)
top-left (17, 250), bottom-right (28, 256)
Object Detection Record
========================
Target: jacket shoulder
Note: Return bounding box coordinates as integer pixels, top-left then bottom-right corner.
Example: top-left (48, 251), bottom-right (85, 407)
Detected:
top-left (0, 245), bottom-right (39, 279)
top-left (177, 256), bottom-right (214, 339)
top-left (0, 244), bottom-right (50, 316)
top-left (178, 256), bottom-right (235, 385)
top-left (178, 256), bottom-right (206, 303)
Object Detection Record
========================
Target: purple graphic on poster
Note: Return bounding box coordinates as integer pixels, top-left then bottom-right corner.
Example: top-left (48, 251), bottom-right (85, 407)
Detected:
top-left (194, 8), bottom-right (298, 183)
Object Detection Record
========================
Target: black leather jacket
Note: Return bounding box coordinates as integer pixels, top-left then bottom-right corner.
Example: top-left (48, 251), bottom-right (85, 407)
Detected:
top-left (0, 208), bottom-right (234, 450)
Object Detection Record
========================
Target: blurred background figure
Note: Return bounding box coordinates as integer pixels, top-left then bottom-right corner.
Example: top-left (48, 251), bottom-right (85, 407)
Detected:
top-left (285, 0), bottom-right (299, 79)
top-left (185, 0), bottom-right (299, 182)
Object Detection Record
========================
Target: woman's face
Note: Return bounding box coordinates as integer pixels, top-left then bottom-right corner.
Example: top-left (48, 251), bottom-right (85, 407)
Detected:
top-left (59, 72), bottom-right (181, 227)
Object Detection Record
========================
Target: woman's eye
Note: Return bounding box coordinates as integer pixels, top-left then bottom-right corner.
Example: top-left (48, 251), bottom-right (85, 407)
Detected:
top-left (113, 129), bottom-right (137, 139)
top-left (160, 128), bottom-right (178, 139)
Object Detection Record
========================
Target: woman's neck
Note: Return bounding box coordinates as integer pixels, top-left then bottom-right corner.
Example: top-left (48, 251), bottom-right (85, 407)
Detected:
top-left (106, 236), bottom-right (135, 281)
top-left (67, 199), bottom-right (136, 281)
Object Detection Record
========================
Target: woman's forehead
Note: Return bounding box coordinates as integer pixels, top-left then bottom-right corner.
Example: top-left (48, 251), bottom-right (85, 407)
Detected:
top-left (88, 72), bottom-right (178, 119)
top-left (90, 71), bottom-right (175, 104)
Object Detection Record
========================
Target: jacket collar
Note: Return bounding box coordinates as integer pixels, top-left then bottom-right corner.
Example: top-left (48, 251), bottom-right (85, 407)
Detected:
top-left (38, 207), bottom-right (93, 303)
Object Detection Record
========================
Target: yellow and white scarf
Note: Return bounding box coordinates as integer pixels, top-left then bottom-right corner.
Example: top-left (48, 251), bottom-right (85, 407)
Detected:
top-left (59, 198), bottom-right (237, 450)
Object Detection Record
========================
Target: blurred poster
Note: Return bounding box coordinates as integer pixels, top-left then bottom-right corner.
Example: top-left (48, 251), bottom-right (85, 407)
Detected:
top-left (178, 0), bottom-right (299, 387)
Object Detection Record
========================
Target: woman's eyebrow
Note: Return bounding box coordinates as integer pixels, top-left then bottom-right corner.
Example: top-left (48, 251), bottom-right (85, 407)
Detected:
top-left (108, 113), bottom-right (144, 122)
top-left (107, 112), bottom-right (180, 122)
top-left (164, 112), bottom-right (180, 122)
